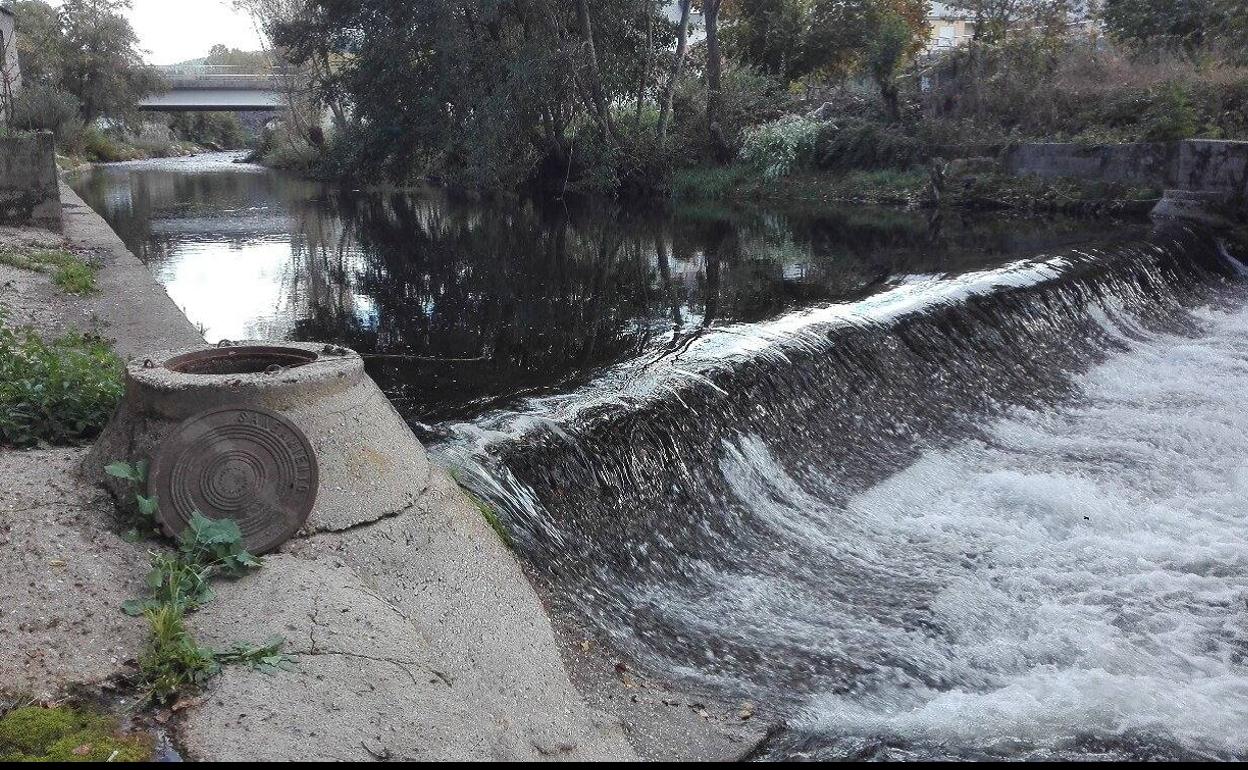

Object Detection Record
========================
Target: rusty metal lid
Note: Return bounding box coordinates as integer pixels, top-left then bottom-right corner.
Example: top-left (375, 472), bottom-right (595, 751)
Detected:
top-left (150, 406), bottom-right (319, 554)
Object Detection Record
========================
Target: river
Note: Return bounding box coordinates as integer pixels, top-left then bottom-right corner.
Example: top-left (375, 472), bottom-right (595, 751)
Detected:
top-left (71, 152), bottom-right (1248, 760)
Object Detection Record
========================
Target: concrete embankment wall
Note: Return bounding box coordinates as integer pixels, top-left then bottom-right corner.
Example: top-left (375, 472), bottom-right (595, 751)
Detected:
top-left (0, 132), bottom-right (62, 231)
top-left (1005, 140), bottom-right (1248, 199)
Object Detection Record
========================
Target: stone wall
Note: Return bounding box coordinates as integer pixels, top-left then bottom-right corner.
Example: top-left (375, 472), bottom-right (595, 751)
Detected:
top-left (1005, 140), bottom-right (1248, 199)
top-left (0, 131), bottom-right (60, 230)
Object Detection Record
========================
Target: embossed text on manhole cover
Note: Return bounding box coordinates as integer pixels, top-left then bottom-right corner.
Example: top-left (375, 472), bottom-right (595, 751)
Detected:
top-left (150, 406), bottom-right (318, 554)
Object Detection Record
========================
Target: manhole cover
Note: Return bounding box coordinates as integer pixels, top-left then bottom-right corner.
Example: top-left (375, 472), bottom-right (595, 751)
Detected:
top-left (150, 406), bottom-right (319, 554)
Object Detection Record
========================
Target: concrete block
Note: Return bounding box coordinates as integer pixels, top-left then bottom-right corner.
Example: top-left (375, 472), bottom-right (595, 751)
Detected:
top-left (85, 341), bottom-right (431, 546)
top-left (0, 131), bottom-right (60, 230)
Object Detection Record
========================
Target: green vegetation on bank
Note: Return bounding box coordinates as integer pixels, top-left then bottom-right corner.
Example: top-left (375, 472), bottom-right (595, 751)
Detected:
top-left (0, 705), bottom-right (152, 762)
top-left (672, 164), bottom-right (1161, 214)
top-left (0, 247), bottom-right (98, 294)
top-left (0, 316), bottom-right (123, 448)
top-left (232, 0), bottom-right (1247, 207)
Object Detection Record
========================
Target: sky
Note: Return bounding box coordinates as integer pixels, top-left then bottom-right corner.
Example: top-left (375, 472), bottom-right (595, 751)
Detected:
top-left (48, 0), bottom-right (266, 65)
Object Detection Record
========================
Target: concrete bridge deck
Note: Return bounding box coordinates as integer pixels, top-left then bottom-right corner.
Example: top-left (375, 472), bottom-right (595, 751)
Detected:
top-left (138, 65), bottom-right (285, 112)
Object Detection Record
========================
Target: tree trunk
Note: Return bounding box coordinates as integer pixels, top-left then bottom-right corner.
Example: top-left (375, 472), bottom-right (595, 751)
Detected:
top-left (656, 0), bottom-right (691, 144)
top-left (880, 79), bottom-right (901, 123)
top-left (574, 0), bottom-right (617, 144)
top-left (635, 5), bottom-right (653, 129)
top-left (704, 0), bottom-right (730, 162)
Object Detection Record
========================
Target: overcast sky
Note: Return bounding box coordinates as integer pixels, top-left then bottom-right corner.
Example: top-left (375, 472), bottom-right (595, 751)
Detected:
top-left (48, 0), bottom-right (266, 65)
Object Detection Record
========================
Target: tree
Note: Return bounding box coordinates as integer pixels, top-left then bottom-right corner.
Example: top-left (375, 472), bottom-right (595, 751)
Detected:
top-left (1103, 0), bottom-right (1232, 53)
top-left (57, 0), bottom-right (159, 123)
top-left (10, 1), bottom-right (65, 86)
top-left (656, 0), bottom-right (693, 143)
top-left (720, 0), bottom-right (817, 82)
top-left (721, 0), bottom-right (928, 87)
top-left (232, 0), bottom-right (349, 131)
top-left (865, 11), bottom-right (914, 121)
top-left (270, 1), bottom-right (671, 189)
top-left (703, 0), bottom-right (730, 160)
top-left (202, 44), bottom-right (272, 72)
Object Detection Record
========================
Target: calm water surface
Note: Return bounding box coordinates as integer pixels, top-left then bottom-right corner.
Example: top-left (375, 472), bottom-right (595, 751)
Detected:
top-left (70, 152), bottom-right (1141, 425)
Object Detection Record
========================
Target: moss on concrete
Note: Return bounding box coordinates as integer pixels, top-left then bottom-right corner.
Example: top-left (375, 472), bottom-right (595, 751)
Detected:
top-left (0, 706), bottom-right (152, 762)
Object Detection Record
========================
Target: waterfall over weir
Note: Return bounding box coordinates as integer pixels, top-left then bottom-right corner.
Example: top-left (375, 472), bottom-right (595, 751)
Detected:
top-left (444, 227), bottom-right (1248, 760)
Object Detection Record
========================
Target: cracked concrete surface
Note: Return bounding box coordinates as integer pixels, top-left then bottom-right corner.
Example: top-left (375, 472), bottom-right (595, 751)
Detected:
top-left (181, 470), bottom-right (632, 761)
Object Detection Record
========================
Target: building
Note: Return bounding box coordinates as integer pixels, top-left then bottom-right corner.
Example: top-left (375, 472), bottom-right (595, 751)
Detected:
top-left (926, 2), bottom-right (977, 54)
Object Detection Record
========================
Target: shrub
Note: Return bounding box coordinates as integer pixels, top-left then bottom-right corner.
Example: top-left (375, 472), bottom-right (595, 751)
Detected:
top-left (740, 115), bottom-right (825, 178)
top-left (256, 124), bottom-right (318, 171)
top-left (1142, 82), bottom-right (1199, 141)
top-left (9, 84), bottom-right (81, 137)
top-left (814, 118), bottom-right (928, 171)
top-left (0, 319), bottom-right (123, 448)
top-left (672, 64), bottom-right (791, 161)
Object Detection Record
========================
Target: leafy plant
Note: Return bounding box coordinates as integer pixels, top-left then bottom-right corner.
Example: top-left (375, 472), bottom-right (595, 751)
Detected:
top-left (176, 513), bottom-right (262, 576)
top-left (216, 637), bottom-right (295, 674)
top-left (122, 512), bottom-right (261, 617)
top-left (113, 485), bottom-right (290, 704)
top-left (0, 318), bottom-right (123, 448)
top-left (1143, 82), bottom-right (1199, 141)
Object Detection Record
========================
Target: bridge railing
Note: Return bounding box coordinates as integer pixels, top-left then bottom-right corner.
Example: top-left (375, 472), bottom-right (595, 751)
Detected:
top-left (152, 64), bottom-right (292, 77)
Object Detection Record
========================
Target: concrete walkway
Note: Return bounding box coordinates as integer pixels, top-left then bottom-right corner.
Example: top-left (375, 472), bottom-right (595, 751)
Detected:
top-left (1, 184), bottom-right (636, 760)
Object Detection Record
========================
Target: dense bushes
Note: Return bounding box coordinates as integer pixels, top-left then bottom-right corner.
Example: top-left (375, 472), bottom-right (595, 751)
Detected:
top-left (0, 318), bottom-right (124, 448)
top-left (920, 37), bottom-right (1248, 145)
top-left (169, 112), bottom-right (247, 149)
top-left (740, 115), bottom-right (824, 178)
top-left (9, 84), bottom-right (81, 137)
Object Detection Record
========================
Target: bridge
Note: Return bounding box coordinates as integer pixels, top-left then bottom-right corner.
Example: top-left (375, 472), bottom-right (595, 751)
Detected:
top-left (138, 65), bottom-right (286, 112)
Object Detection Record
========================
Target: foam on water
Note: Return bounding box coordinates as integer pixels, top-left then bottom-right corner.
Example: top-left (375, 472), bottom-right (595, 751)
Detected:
top-left (776, 301), bottom-right (1248, 758)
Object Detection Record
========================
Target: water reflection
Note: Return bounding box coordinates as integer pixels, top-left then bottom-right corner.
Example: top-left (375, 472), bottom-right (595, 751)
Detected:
top-left (71, 153), bottom-right (1144, 421)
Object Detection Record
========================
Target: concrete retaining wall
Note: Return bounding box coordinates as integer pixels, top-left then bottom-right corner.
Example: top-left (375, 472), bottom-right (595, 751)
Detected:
top-left (0, 131), bottom-right (60, 230)
top-left (1005, 140), bottom-right (1248, 200)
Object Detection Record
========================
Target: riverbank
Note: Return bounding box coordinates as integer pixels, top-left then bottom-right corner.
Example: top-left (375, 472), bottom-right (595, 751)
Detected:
top-left (3, 174), bottom-right (772, 761)
top-left (670, 164), bottom-right (1163, 217)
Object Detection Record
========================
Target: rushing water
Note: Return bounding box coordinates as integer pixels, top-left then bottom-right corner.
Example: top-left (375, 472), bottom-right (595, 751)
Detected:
top-left (72, 154), bottom-right (1248, 760)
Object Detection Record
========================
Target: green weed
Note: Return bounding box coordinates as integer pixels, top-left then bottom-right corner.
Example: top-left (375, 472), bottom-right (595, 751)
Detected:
top-left (114, 491), bottom-right (292, 704)
top-left (0, 318), bottom-right (123, 448)
top-left (0, 248), bottom-right (98, 294)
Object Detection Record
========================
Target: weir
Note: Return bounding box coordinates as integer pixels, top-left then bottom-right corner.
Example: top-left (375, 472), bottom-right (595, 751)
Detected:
top-left (444, 227), bottom-right (1248, 760)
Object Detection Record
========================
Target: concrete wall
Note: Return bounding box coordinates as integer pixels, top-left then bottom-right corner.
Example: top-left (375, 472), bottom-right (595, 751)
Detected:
top-left (0, 131), bottom-right (60, 230)
top-left (1005, 140), bottom-right (1248, 200)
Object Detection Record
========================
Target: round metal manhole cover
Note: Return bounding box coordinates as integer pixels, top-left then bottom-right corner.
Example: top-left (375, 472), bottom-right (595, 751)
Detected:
top-left (151, 406), bottom-right (319, 554)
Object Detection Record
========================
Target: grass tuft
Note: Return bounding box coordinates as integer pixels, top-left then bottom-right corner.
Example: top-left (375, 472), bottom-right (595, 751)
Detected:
top-left (0, 248), bottom-right (98, 295)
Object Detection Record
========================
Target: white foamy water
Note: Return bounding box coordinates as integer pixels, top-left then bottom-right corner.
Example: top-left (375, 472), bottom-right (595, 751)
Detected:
top-left (778, 299), bottom-right (1248, 756)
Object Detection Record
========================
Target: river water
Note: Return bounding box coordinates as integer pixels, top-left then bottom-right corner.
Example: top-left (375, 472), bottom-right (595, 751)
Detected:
top-left (71, 153), bottom-right (1248, 760)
